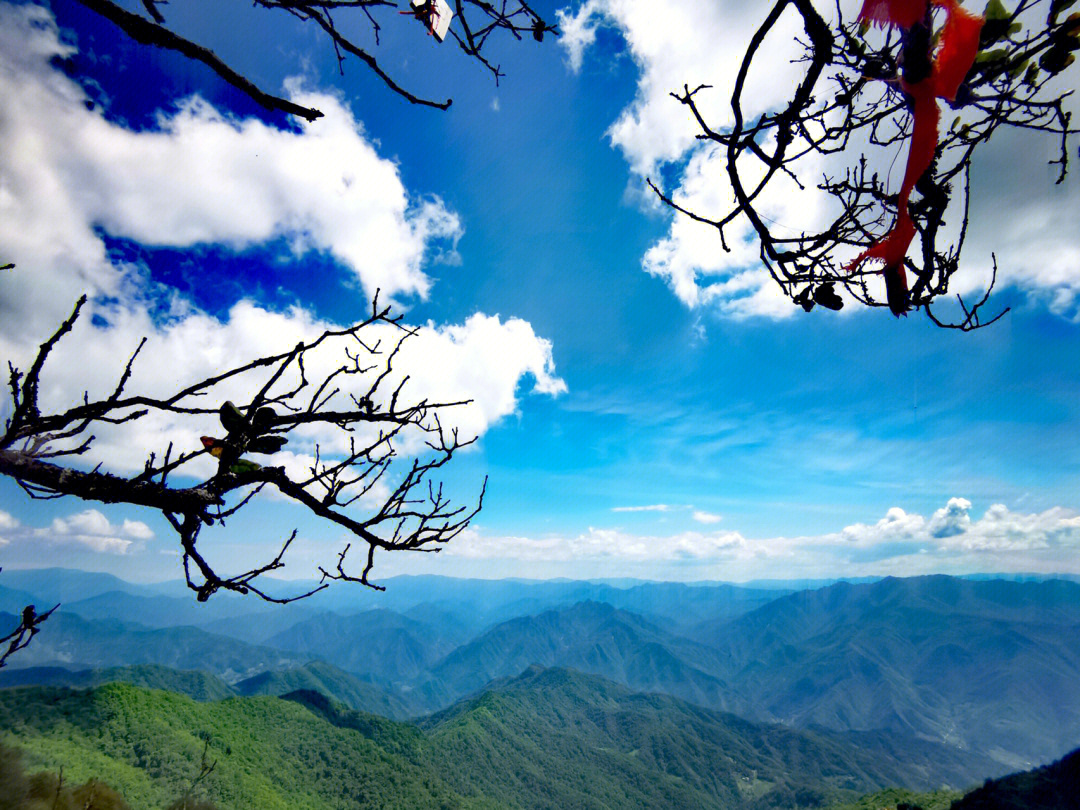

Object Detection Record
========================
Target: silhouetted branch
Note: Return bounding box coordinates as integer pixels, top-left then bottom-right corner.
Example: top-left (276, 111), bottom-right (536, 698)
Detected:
top-left (73, 0), bottom-right (558, 118)
top-left (1, 294), bottom-right (484, 602)
top-left (656, 0), bottom-right (1077, 328)
top-left (0, 579), bottom-right (58, 668)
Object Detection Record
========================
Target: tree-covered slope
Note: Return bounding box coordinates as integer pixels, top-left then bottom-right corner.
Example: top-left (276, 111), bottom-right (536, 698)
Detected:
top-left (0, 683), bottom-right (479, 810)
top-left (417, 666), bottom-right (987, 807)
top-left (234, 661), bottom-right (419, 719)
top-left (0, 668), bottom-right (989, 810)
top-left (421, 601), bottom-right (733, 712)
top-left (0, 664), bottom-right (233, 702)
top-left (265, 609), bottom-right (456, 686)
top-left (824, 786), bottom-right (962, 810)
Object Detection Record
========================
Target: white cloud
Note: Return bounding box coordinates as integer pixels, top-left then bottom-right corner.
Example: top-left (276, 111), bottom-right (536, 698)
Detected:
top-left (830, 500), bottom-right (1080, 555)
top-left (556, 0), bottom-right (604, 73)
top-left (558, 0), bottom-right (807, 177)
top-left (445, 499), bottom-right (1080, 579)
top-left (120, 519), bottom-right (156, 541)
top-left (17, 508), bottom-right (157, 554)
top-left (0, 295), bottom-right (564, 478)
top-left (693, 510), bottom-right (722, 524)
top-left (838, 506), bottom-right (928, 547)
top-left (555, 0), bottom-right (846, 317)
top-left (956, 127), bottom-right (1080, 317)
top-left (0, 4), bottom-right (564, 478)
top-left (927, 497), bottom-right (972, 538)
top-left (0, 4), bottom-right (459, 341)
top-left (447, 524), bottom-right (747, 562)
top-left (640, 139), bottom-right (832, 318)
top-left (611, 504), bottom-right (672, 512)
top-left (0, 510), bottom-right (19, 531)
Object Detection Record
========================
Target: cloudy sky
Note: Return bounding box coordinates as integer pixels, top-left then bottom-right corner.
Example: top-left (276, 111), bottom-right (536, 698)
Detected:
top-left (1, 0), bottom-right (1079, 586)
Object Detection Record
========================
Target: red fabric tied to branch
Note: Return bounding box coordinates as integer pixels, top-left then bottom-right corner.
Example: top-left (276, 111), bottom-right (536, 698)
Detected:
top-left (848, 0), bottom-right (983, 315)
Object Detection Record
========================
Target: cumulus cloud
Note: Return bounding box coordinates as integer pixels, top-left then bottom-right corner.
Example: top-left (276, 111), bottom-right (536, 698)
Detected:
top-left (928, 497), bottom-right (972, 538)
top-left (0, 298), bottom-right (563, 476)
top-left (0, 510), bottom-right (19, 531)
top-left (693, 510), bottom-right (722, 524)
top-left (447, 524), bottom-right (747, 562)
top-left (445, 499), bottom-right (1080, 579)
top-left (558, 0), bottom-right (807, 177)
top-left (0, 508), bottom-right (156, 555)
top-left (640, 139), bottom-right (834, 318)
top-left (0, 4), bottom-right (460, 340)
top-left (831, 500), bottom-right (1080, 555)
top-left (0, 4), bottom-right (564, 477)
top-left (611, 504), bottom-right (672, 512)
top-left (555, 0), bottom-right (850, 317)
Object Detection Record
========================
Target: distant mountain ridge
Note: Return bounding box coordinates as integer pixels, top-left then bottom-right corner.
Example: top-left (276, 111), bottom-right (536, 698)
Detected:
top-left (421, 600), bottom-right (734, 710)
top-left (0, 610), bottom-right (304, 682)
top-left (698, 576), bottom-right (1080, 768)
top-left (0, 660), bottom-right (414, 717)
top-left (5, 570), bottom-right (1080, 774)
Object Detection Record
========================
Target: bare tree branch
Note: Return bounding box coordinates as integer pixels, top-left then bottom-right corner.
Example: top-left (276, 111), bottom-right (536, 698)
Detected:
top-left (655, 0), bottom-right (1077, 329)
top-left (1, 294), bottom-right (485, 603)
top-left (72, 0), bottom-right (559, 118)
top-left (0, 572), bottom-right (58, 668)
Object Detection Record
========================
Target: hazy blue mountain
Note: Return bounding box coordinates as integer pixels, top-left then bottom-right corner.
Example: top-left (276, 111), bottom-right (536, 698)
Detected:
top-left (0, 663), bottom-right (233, 701)
top-left (196, 607), bottom-right (327, 645)
top-left (420, 600), bottom-right (735, 712)
top-left (9, 569), bottom-right (790, 639)
top-left (265, 608), bottom-right (458, 685)
top-left (0, 568), bottom-right (162, 603)
top-left (699, 576), bottom-right (1080, 768)
top-left (61, 589), bottom-right (297, 629)
top-left (8, 567), bottom-right (1080, 778)
top-left (248, 574), bottom-right (790, 631)
top-left (0, 658), bottom-right (418, 718)
top-left (234, 660), bottom-right (419, 719)
top-left (0, 584), bottom-right (41, 615)
top-left (0, 610), bottom-right (303, 682)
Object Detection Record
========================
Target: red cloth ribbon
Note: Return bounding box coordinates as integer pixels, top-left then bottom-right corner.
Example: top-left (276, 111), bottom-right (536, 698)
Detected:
top-left (847, 0), bottom-right (984, 315)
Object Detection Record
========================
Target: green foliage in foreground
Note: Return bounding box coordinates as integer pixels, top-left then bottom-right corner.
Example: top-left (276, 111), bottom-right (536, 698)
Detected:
top-left (0, 741), bottom-right (218, 810)
top-left (0, 669), bottom-right (1009, 810)
top-left (0, 684), bottom-right (474, 810)
top-left (824, 786), bottom-right (963, 810)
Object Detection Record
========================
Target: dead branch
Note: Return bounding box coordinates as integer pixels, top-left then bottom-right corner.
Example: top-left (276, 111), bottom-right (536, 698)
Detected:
top-left (73, 0), bottom-right (559, 119)
top-left (0, 577), bottom-right (58, 668)
top-left (1, 294), bottom-right (484, 602)
top-left (654, 0), bottom-right (1077, 328)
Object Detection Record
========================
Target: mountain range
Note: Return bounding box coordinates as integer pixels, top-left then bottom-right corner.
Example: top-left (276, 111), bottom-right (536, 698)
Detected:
top-left (4, 569), bottom-right (1080, 784)
top-left (0, 667), bottom-right (998, 809)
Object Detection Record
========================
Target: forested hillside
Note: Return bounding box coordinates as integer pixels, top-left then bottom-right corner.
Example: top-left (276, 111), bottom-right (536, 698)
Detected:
top-left (0, 670), bottom-right (993, 810)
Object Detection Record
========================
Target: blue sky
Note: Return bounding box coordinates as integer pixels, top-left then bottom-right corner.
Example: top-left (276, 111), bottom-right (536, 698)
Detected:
top-left (1, 0), bottom-right (1079, 586)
